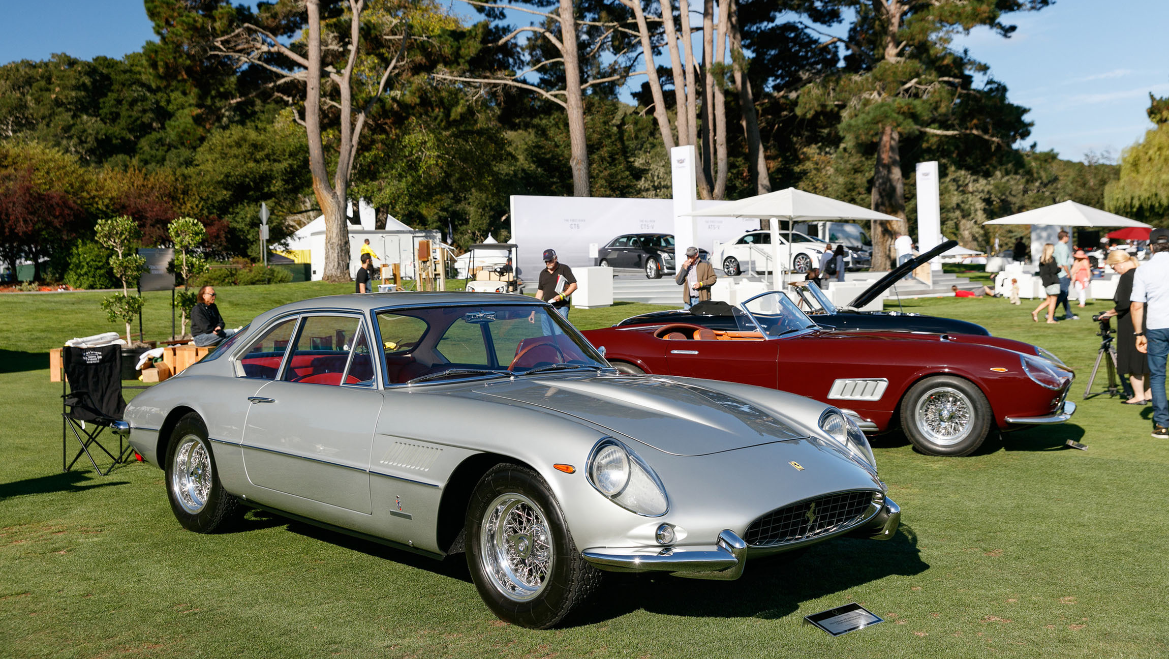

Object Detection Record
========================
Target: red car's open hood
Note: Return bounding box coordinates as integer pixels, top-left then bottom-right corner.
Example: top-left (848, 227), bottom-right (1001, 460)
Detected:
top-left (469, 374), bottom-right (809, 456)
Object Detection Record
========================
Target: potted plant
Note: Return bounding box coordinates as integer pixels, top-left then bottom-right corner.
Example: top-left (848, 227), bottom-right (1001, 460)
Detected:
top-left (96, 215), bottom-right (148, 378)
top-left (168, 217), bottom-right (208, 339)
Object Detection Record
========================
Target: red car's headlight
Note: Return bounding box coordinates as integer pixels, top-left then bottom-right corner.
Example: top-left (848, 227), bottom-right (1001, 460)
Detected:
top-left (1020, 354), bottom-right (1065, 390)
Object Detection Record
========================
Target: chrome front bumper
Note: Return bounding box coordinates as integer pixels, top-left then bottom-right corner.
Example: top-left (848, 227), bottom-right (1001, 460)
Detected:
top-left (581, 498), bottom-right (901, 581)
top-left (1004, 400), bottom-right (1076, 425)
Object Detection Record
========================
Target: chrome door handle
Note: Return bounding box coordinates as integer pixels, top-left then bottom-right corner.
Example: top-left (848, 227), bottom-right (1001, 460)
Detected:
top-left (248, 397), bottom-right (275, 404)
top-left (670, 350), bottom-right (699, 355)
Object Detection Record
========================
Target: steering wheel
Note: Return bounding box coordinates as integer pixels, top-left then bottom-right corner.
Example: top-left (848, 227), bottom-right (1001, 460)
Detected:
top-left (508, 341), bottom-right (567, 371)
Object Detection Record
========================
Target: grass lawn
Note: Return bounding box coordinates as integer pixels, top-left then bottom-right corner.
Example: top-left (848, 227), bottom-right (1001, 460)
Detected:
top-left (1, 284), bottom-right (1165, 658)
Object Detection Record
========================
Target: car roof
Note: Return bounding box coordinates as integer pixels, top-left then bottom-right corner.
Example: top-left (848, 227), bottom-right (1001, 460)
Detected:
top-left (248, 292), bottom-right (544, 326)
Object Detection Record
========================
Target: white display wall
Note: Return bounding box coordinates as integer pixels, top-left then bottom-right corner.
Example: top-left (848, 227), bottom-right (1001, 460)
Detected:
top-left (509, 195), bottom-right (757, 277)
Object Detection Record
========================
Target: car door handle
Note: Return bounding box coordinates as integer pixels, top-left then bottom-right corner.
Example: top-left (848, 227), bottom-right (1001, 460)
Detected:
top-left (248, 397), bottom-right (276, 404)
top-left (670, 350), bottom-right (699, 355)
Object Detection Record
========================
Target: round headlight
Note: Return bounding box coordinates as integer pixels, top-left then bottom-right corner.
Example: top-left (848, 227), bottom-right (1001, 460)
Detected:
top-left (590, 444), bottom-right (630, 496)
top-left (820, 411), bottom-right (849, 444)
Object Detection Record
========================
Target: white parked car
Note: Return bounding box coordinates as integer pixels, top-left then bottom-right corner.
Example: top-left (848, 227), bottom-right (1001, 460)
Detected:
top-left (716, 231), bottom-right (831, 276)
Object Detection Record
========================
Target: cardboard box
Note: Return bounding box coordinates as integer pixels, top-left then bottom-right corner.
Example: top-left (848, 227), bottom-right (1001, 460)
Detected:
top-left (140, 368), bottom-right (160, 383)
top-left (155, 361), bottom-right (172, 382)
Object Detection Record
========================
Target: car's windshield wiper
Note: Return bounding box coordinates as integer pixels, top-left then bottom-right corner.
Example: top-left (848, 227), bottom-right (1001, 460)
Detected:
top-left (407, 368), bottom-right (509, 385)
top-left (519, 363), bottom-right (602, 376)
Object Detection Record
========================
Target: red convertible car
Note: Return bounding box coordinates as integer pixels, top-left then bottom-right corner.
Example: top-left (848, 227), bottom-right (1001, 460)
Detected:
top-left (582, 291), bottom-right (1075, 456)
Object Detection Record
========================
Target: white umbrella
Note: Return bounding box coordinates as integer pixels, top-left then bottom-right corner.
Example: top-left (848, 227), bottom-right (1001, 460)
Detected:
top-left (683, 188), bottom-right (901, 288)
top-left (983, 200), bottom-right (1150, 228)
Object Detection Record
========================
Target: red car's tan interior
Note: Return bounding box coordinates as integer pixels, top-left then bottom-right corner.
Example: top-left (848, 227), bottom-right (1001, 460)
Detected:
top-left (652, 324), bottom-right (764, 341)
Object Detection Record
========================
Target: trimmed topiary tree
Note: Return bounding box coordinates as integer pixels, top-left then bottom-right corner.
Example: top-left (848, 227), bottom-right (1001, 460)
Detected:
top-left (168, 217), bottom-right (208, 337)
top-left (95, 216), bottom-right (146, 345)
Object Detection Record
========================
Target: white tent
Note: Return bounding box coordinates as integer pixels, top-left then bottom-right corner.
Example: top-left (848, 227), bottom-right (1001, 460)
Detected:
top-left (682, 187), bottom-right (900, 288)
top-left (983, 200), bottom-right (1151, 228)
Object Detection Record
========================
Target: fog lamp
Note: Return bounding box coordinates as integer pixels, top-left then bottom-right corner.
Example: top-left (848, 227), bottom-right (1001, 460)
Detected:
top-left (655, 523), bottom-right (675, 545)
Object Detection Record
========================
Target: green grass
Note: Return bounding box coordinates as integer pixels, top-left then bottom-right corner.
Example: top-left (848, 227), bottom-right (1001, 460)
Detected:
top-left (1, 285), bottom-right (1165, 658)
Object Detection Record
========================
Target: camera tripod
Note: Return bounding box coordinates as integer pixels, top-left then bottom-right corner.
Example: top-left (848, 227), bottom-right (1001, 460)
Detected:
top-left (1083, 322), bottom-right (1131, 400)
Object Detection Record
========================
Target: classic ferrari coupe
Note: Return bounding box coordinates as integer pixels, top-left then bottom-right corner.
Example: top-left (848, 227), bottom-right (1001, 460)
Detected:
top-left (121, 293), bottom-right (899, 628)
top-left (583, 291), bottom-right (1076, 457)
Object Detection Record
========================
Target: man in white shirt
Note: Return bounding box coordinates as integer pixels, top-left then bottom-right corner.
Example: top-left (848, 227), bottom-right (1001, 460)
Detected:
top-left (894, 234), bottom-right (913, 279)
top-left (819, 244), bottom-right (835, 273)
top-left (1054, 230), bottom-right (1077, 320)
top-left (1131, 228), bottom-right (1169, 438)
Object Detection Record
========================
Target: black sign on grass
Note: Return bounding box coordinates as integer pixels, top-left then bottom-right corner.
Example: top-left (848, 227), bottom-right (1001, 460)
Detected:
top-left (803, 603), bottom-right (883, 636)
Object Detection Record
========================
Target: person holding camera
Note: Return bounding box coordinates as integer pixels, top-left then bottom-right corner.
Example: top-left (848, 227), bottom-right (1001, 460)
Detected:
top-left (1098, 250), bottom-right (1150, 405)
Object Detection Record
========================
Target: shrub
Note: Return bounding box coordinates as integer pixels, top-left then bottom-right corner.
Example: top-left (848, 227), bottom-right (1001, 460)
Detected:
top-left (63, 241), bottom-right (115, 289)
top-left (189, 268), bottom-right (237, 288)
top-left (235, 265), bottom-right (293, 286)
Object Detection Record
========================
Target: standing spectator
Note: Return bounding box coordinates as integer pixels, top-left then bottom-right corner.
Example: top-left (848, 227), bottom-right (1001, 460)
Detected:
top-left (191, 286), bottom-right (235, 347)
top-left (1130, 228), bottom-right (1169, 438)
top-left (675, 246), bottom-right (716, 310)
top-left (806, 267), bottom-right (822, 289)
top-left (535, 249), bottom-right (577, 319)
top-left (1099, 250), bottom-right (1150, 404)
top-left (894, 233), bottom-right (914, 279)
top-left (833, 245), bottom-right (846, 282)
top-left (1032, 243), bottom-right (1060, 324)
top-left (355, 253), bottom-right (376, 293)
top-left (360, 238), bottom-right (378, 262)
top-left (1012, 237), bottom-right (1028, 264)
top-left (1070, 249), bottom-right (1092, 307)
top-left (1054, 230), bottom-right (1077, 320)
top-left (1009, 278), bottom-right (1021, 305)
top-left (820, 244), bottom-right (835, 274)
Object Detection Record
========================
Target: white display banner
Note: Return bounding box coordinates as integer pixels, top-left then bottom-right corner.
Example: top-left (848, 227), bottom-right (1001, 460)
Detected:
top-left (916, 161), bottom-right (942, 271)
top-left (510, 195), bottom-right (754, 278)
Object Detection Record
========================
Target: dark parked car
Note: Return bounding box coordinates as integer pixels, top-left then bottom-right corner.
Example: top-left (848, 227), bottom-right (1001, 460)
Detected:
top-left (616, 241), bottom-right (992, 336)
top-left (596, 233), bottom-right (707, 279)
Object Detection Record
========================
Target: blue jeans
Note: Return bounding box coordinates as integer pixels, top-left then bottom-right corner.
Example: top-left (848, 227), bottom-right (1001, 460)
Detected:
top-left (193, 328), bottom-right (236, 347)
top-left (1148, 328), bottom-right (1168, 428)
top-left (684, 296), bottom-right (700, 311)
top-left (554, 305), bottom-right (569, 319)
top-left (1057, 276), bottom-right (1075, 318)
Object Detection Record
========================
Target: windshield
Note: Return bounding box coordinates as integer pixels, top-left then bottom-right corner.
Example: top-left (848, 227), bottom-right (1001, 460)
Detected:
top-left (788, 281), bottom-right (837, 315)
top-left (375, 304), bottom-right (608, 385)
top-left (829, 223), bottom-right (871, 248)
top-left (740, 292), bottom-right (819, 338)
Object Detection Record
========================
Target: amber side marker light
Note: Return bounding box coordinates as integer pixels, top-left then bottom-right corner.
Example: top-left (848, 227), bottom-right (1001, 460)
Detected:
top-left (554, 464), bottom-right (576, 474)
top-left (990, 367), bottom-right (1008, 372)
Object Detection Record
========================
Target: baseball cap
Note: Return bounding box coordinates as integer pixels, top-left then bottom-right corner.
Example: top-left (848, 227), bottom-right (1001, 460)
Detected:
top-left (685, 246), bottom-right (698, 257)
top-left (542, 249), bottom-right (557, 261)
top-left (1151, 228), bottom-right (1168, 245)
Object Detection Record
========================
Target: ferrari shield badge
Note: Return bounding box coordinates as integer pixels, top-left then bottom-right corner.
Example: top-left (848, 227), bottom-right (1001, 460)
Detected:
top-left (789, 461), bottom-right (805, 471)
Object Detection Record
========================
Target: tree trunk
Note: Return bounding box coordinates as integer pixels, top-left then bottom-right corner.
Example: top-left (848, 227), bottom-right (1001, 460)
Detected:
top-left (660, 0), bottom-right (690, 146)
top-left (625, 0), bottom-right (674, 150)
top-left (305, 0), bottom-right (351, 282)
top-left (712, 0), bottom-right (730, 199)
top-left (699, 0), bottom-right (715, 196)
top-left (870, 125), bottom-right (907, 271)
top-left (728, 0), bottom-right (769, 196)
top-left (559, 0), bottom-right (590, 196)
top-left (678, 0), bottom-right (709, 198)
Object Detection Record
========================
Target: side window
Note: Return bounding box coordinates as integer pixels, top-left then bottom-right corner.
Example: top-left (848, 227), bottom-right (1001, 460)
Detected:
top-left (343, 325), bottom-right (375, 386)
top-left (756, 233), bottom-right (771, 245)
top-left (612, 236), bottom-right (630, 248)
top-left (629, 236), bottom-right (642, 249)
top-left (736, 235), bottom-right (750, 245)
top-left (436, 317), bottom-right (489, 366)
top-left (283, 315), bottom-right (362, 385)
top-left (236, 318), bottom-right (298, 380)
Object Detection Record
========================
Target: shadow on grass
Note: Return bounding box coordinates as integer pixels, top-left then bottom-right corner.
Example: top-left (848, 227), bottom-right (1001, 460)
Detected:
top-left (0, 349), bottom-right (49, 374)
top-left (0, 471), bottom-right (128, 500)
top-left (284, 520), bottom-right (472, 582)
top-left (577, 525), bottom-right (928, 625)
top-left (998, 424), bottom-right (1085, 453)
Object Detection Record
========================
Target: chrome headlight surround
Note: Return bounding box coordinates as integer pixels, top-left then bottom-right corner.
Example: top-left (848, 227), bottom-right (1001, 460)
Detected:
top-left (586, 438), bottom-right (669, 517)
top-left (819, 408), bottom-right (877, 469)
top-left (1020, 353), bottom-right (1066, 390)
top-left (1035, 346), bottom-right (1069, 370)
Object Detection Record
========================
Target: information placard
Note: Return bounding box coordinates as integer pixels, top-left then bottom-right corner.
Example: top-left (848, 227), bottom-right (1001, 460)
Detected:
top-left (803, 603), bottom-right (883, 636)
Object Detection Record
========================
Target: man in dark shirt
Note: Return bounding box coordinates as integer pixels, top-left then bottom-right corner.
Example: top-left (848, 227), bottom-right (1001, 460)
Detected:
top-left (1012, 237), bottom-right (1028, 263)
top-left (355, 253), bottom-right (375, 293)
top-left (534, 249), bottom-right (577, 318)
top-left (191, 286), bottom-right (233, 346)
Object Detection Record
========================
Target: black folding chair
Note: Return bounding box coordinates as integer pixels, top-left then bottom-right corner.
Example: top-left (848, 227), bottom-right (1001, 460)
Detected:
top-left (61, 345), bottom-right (133, 475)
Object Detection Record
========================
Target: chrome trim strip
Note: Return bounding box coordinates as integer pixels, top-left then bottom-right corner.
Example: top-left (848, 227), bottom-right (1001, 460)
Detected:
top-left (207, 437), bottom-right (238, 446)
top-left (669, 349), bottom-right (699, 355)
top-left (582, 529), bottom-right (747, 581)
top-left (369, 469), bottom-right (442, 489)
top-left (388, 510), bottom-right (413, 520)
top-left (1004, 400), bottom-right (1076, 425)
top-left (240, 442), bottom-right (368, 473)
top-left (133, 426), bottom-right (160, 433)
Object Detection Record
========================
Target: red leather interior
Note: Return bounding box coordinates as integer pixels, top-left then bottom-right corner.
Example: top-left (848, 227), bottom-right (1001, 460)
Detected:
top-left (295, 372), bottom-right (361, 385)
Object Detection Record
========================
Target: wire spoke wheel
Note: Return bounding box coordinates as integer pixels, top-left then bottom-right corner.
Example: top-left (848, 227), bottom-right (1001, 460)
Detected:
top-left (914, 387), bottom-right (974, 446)
top-left (480, 493), bottom-right (554, 602)
top-left (171, 434), bottom-right (212, 514)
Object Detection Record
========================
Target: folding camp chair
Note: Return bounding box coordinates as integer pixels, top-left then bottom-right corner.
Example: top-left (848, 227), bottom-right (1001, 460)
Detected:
top-left (61, 345), bottom-right (133, 476)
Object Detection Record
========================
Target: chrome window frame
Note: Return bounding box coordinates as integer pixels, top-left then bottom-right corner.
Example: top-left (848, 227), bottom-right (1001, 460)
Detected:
top-left (369, 300), bottom-right (608, 389)
top-left (738, 291), bottom-right (819, 340)
top-left (230, 313), bottom-right (303, 381)
top-left (281, 311), bottom-right (376, 388)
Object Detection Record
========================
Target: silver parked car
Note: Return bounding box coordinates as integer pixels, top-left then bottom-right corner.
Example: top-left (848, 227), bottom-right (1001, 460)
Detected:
top-left (121, 293), bottom-right (900, 628)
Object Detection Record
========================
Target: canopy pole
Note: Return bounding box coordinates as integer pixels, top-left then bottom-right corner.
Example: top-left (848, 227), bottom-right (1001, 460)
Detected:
top-left (768, 217), bottom-right (781, 291)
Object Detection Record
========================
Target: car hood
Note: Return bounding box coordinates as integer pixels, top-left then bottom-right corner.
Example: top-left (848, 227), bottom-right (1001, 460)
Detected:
top-left (464, 374), bottom-right (809, 456)
top-left (847, 239), bottom-right (958, 309)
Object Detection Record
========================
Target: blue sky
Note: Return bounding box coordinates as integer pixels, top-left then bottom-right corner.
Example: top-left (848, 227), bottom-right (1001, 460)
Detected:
top-left (1, 0), bottom-right (1166, 161)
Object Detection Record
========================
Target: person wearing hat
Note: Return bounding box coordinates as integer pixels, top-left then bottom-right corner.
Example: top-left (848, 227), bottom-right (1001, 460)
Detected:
top-left (675, 246), bottom-right (716, 310)
top-left (1130, 227), bottom-right (1169, 438)
top-left (535, 249), bottom-right (576, 318)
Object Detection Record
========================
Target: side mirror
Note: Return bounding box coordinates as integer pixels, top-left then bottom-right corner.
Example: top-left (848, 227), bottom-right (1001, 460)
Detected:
top-left (597, 346), bottom-right (606, 357)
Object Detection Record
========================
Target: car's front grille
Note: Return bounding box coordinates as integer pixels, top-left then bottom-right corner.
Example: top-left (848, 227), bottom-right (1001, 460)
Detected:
top-left (744, 490), bottom-right (878, 547)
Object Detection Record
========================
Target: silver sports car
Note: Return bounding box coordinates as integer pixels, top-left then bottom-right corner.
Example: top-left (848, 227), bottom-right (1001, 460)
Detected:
top-left (121, 293), bottom-right (900, 628)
